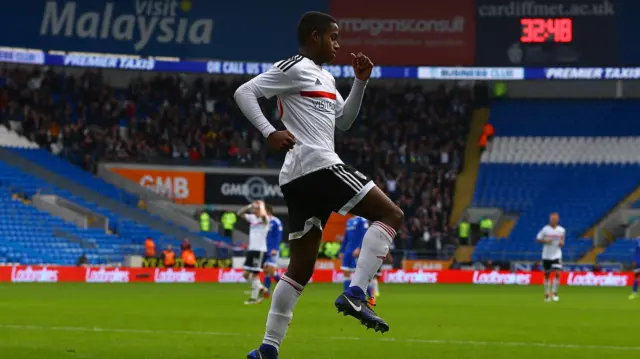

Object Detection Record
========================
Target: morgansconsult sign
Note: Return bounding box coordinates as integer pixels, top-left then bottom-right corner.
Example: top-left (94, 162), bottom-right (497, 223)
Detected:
top-left (1, 266), bottom-right (634, 286)
top-left (330, 0), bottom-right (476, 66)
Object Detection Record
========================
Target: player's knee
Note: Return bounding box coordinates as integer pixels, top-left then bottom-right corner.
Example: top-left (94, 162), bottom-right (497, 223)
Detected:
top-left (285, 268), bottom-right (313, 286)
top-left (383, 205), bottom-right (404, 230)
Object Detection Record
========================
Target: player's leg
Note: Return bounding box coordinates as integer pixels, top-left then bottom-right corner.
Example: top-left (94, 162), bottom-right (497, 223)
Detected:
top-left (242, 254), bottom-right (254, 295)
top-left (263, 255), bottom-right (275, 295)
top-left (255, 227), bottom-right (322, 359)
top-left (344, 187), bottom-right (402, 296)
top-left (263, 265), bottom-right (273, 293)
top-left (342, 270), bottom-right (352, 291)
top-left (263, 253), bottom-right (280, 298)
top-left (544, 272), bottom-right (551, 301)
top-left (552, 269), bottom-right (561, 301)
top-left (249, 176), bottom-right (323, 359)
top-left (543, 261), bottom-right (551, 301)
top-left (328, 165), bottom-right (402, 333)
top-left (370, 267), bottom-right (382, 297)
top-left (551, 260), bottom-right (562, 301)
top-left (341, 254), bottom-right (355, 291)
top-left (245, 252), bottom-right (266, 304)
top-left (630, 270), bottom-right (639, 299)
top-left (245, 272), bottom-right (265, 304)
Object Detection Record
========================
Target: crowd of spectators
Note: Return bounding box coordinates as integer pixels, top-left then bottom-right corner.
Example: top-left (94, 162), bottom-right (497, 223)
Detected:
top-left (0, 67), bottom-right (472, 257)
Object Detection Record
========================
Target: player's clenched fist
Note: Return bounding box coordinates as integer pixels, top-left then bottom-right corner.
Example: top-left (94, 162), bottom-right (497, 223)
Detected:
top-left (267, 130), bottom-right (296, 152)
top-left (351, 52), bottom-right (374, 81)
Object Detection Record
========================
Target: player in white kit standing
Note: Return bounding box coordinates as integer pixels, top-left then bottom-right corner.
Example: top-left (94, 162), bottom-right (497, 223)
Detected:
top-left (238, 200), bottom-right (270, 305)
top-left (235, 11), bottom-right (404, 359)
top-left (536, 212), bottom-right (565, 302)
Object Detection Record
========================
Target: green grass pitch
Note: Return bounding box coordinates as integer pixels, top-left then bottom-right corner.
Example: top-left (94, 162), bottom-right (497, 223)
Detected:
top-left (0, 283), bottom-right (639, 358)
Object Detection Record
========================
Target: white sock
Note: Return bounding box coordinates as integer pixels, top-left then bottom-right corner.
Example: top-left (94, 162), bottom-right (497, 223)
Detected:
top-left (552, 277), bottom-right (559, 295)
top-left (349, 221), bottom-right (395, 293)
top-left (544, 278), bottom-right (550, 295)
top-left (370, 278), bottom-right (379, 295)
top-left (263, 275), bottom-right (304, 350)
top-left (251, 275), bottom-right (262, 300)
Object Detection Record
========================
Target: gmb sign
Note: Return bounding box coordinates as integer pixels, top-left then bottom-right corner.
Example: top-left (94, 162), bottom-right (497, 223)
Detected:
top-left (205, 172), bottom-right (284, 206)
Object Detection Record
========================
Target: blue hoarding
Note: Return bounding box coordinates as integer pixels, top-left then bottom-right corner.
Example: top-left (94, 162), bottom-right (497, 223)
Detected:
top-left (475, 0), bottom-right (619, 66)
top-left (0, 0), bottom-right (328, 61)
top-left (615, 1), bottom-right (640, 65)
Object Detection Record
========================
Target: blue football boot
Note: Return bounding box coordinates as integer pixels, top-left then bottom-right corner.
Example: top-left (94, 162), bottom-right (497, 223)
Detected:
top-left (246, 344), bottom-right (278, 359)
top-left (335, 286), bottom-right (389, 333)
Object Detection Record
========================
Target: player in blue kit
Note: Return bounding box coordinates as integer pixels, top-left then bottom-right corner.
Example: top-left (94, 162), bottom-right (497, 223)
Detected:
top-left (340, 216), bottom-right (376, 305)
top-left (263, 205), bottom-right (283, 299)
top-left (629, 237), bottom-right (640, 300)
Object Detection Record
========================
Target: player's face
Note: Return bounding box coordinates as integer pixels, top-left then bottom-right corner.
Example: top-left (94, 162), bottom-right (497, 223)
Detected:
top-left (320, 23), bottom-right (340, 63)
top-left (549, 214), bottom-right (559, 226)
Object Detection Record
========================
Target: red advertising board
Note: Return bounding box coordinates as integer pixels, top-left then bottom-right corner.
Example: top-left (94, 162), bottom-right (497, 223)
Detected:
top-left (329, 0), bottom-right (476, 66)
top-left (0, 266), bottom-right (634, 287)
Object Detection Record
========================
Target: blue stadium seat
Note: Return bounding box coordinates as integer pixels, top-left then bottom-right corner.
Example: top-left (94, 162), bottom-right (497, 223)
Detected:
top-left (471, 101), bottom-right (640, 262)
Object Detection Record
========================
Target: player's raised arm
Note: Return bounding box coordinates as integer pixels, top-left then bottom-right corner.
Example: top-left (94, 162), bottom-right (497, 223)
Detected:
top-left (237, 202), bottom-right (257, 222)
top-left (234, 66), bottom-right (297, 151)
top-left (335, 53), bottom-right (373, 131)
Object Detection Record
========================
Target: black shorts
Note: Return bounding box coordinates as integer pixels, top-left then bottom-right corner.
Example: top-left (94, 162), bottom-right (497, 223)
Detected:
top-left (543, 259), bottom-right (563, 272)
top-left (281, 164), bottom-right (374, 240)
top-left (244, 250), bottom-right (267, 272)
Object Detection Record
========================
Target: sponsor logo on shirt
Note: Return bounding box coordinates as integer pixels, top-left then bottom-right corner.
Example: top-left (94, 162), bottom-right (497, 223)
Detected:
top-left (311, 100), bottom-right (335, 113)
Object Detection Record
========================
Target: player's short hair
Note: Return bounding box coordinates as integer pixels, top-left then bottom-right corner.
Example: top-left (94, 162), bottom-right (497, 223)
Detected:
top-left (297, 11), bottom-right (337, 46)
top-left (265, 204), bottom-right (273, 214)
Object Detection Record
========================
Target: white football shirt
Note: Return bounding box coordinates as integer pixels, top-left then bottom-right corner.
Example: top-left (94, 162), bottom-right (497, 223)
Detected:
top-left (248, 55), bottom-right (346, 185)
top-left (536, 225), bottom-right (565, 260)
top-left (244, 214), bottom-right (268, 252)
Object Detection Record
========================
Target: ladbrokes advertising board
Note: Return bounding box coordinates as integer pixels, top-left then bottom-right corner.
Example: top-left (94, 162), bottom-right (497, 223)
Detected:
top-left (330, 0), bottom-right (476, 66)
top-left (1, 266), bottom-right (634, 286)
top-left (110, 167), bottom-right (204, 204)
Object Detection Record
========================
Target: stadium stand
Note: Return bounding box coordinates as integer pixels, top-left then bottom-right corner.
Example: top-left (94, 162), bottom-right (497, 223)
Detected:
top-left (0, 68), bottom-right (470, 263)
top-left (0, 127), bottom-right (210, 265)
top-left (472, 101), bottom-right (640, 263)
top-left (598, 238), bottom-right (638, 264)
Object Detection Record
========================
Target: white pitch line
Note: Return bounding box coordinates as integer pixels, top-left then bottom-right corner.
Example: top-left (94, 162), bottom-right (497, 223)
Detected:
top-left (1, 324), bottom-right (639, 352)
